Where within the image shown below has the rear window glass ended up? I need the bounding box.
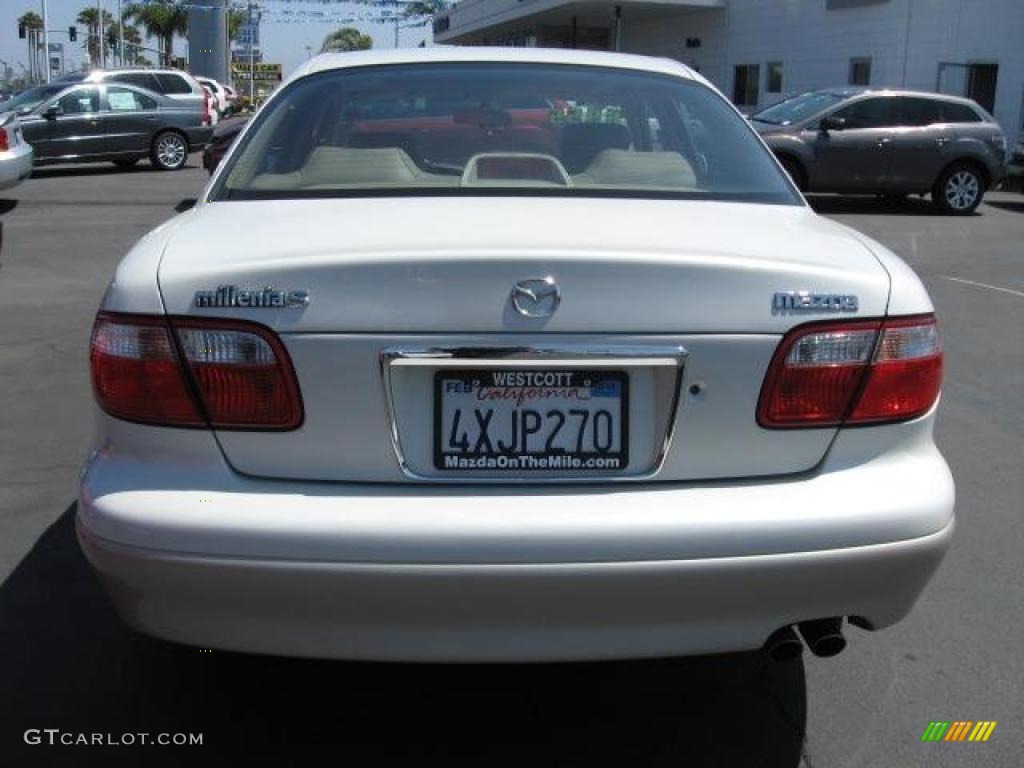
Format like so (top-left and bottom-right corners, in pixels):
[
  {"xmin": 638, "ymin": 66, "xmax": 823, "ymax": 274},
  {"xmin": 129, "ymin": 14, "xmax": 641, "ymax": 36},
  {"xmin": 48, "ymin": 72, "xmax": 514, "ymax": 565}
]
[
  {"xmin": 214, "ymin": 63, "xmax": 798, "ymax": 205},
  {"xmin": 939, "ymin": 102, "xmax": 982, "ymax": 123},
  {"xmin": 154, "ymin": 73, "xmax": 193, "ymax": 95},
  {"xmin": 897, "ymin": 97, "xmax": 941, "ymax": 127},
  {"xmin": 110, "ymin": 72, "xmax": 158, "ymax": 91},
  {"xmin": 832, "ymin": 97, "xmax": 896, "ymax": 129}
]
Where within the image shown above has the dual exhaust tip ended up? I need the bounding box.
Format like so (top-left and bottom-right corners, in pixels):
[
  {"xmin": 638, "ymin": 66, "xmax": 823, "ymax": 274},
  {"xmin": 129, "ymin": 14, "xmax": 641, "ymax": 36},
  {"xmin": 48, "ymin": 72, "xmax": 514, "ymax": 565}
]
[{"xmin": 763, "ymin": 618, "xmax": 847, "ymax": 662}]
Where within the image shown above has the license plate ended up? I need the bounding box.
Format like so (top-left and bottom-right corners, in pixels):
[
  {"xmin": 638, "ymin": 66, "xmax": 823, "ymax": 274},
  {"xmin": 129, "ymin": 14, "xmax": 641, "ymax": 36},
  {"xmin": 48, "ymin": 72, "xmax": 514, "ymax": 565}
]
[{"xmin": 434, "ymin": 369, "xmax": 629, "ymax": 472}]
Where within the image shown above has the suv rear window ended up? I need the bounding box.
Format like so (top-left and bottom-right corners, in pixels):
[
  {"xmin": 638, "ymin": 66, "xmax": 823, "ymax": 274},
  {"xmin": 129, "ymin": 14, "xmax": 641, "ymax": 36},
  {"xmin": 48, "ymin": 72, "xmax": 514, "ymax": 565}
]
[
  {"xmin": 110, "ymin": 72, "xmax": 159, "ymax": 91},
  {"xmin": 939, "ymin": 101, "xmax": 982, "ymax": 123},
  {"xmin": 897, "ymin": 97, "xmax": 940, "ymax": 127},
  {"xmin": 154, "ymin": 73, "xmax": 194, "ymax": 95},
  {"xmin": 215, "ymin": 63, "xmax": 799, "ymax": 205}
]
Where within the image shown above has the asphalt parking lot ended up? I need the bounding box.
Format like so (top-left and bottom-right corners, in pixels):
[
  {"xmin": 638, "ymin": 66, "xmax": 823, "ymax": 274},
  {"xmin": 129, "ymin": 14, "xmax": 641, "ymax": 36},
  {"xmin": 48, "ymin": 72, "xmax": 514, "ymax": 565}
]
[{"xmin": 0, "ymin": 161, "xmax": 1021, "ymax": 767}]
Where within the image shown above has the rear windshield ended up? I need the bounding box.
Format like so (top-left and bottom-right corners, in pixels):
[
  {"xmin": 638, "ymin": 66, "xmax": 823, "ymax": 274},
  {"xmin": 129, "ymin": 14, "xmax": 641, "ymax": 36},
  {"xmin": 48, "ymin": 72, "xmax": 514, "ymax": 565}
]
[{"xmin": 214, "ymin": 63, "xmax": 799, "ymax": 204}]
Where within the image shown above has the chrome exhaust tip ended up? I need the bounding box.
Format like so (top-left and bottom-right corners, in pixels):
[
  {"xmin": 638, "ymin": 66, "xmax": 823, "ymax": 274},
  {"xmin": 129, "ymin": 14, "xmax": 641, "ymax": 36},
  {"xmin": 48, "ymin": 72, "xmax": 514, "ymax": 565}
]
[
  {"xmin": 797, "ymin": 618, "xmax": 846, "ymax": 658},
  {"xmin": 763, "ymin": 626, "xmax": 803, "ymax": 662}
]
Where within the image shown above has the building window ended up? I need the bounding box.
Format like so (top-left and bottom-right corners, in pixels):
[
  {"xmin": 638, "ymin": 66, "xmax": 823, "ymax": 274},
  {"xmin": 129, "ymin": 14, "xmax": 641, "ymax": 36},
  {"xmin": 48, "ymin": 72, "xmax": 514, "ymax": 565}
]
[
  {"xmin": 733, "ymin": 64, "xmax": 760, "ymax": 107},
  {"xmin": 849, "ymin": 58, "xmax": 871, "ymax": 86},
  {"xmin": 766, "ymin": 62, "xmax": 783, "ymax": 94}
]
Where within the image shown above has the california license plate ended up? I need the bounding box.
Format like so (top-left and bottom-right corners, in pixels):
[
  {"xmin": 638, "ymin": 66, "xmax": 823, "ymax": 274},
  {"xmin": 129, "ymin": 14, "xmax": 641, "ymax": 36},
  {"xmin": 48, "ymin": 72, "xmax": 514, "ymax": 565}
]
[{"xmin": 435, "ymin": 369, "xmax": 629, "ymax": 472}]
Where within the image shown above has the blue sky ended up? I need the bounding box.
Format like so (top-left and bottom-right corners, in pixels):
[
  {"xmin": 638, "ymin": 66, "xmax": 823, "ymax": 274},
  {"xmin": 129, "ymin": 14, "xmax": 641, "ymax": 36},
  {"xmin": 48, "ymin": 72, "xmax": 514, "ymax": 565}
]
[{"xmin": 1, "ymin": 1, "xmax": 432, "ymax": 83}]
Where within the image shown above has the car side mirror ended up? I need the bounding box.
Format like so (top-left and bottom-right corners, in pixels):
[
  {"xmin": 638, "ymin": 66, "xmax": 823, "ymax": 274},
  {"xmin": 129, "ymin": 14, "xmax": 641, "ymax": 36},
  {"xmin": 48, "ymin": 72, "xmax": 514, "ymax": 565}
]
[
  {"xmin": 43, "ymin": 104, "xmax": 63, "ymax": 120},
  {"xmin": 819, "ymin": 115, "xmax": 846, "ymax": 133}
]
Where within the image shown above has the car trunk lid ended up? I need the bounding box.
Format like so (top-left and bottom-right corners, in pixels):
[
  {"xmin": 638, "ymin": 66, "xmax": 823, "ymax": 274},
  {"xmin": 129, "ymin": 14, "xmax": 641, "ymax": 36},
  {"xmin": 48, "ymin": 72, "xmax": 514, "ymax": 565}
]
[{"xmin": 157, "ymin": 197, "xmax": 890, "ymax": 482}]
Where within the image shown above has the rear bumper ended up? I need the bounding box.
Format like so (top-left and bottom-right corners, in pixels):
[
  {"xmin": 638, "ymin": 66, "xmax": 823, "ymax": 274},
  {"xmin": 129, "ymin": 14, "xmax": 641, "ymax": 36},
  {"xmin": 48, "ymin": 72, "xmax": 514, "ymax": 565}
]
[
  {"xmin": 0, "ymin": 143, "xmax": 33, "ymax": 190},
  {"xmin": 184, "ymin": 126, "xmax": 214, "ymax": 150},
  {"xmin": 78, "ymin": 414, "xmax": 954, "ymax": 661},
  {"xmin": 79, "ymin": 521, "xmax": 952, "ymax": 662}
]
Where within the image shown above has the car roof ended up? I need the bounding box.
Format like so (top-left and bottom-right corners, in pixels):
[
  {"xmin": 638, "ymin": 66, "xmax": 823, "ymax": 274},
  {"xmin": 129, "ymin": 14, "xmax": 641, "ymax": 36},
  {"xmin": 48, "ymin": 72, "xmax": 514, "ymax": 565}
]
[
  {"xmin": 812, "ymin": 86, "xmax": 980, "ymax": 107},
  {"xmin": 297, "ymin": 47, "xmax": 702, "ymax": 84},
  {"xmin": 83, "ymin": 68, "xmax": 199, "ymax": 84}
]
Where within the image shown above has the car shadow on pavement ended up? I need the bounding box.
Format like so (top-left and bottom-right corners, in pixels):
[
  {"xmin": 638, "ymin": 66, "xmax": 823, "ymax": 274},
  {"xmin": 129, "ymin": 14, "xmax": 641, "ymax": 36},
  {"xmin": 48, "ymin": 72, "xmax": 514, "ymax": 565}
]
[
  {"xmin": 986, "ymin": 199, "xmax": 1024, "ymax": 214},
  {"xmin": 0, "ymin": 199, "xmax": 17, "ymax": 216},
  {"xmin": 0, "ymin": 504, "xmax": 807, "ymax": 767},
  {"xmin": 807, "ymin": 194, "xmax": 944, "ymax": 216},
  {"xmin": 28, "ymin": 164, "xmax": 198, "ymax": 179}
]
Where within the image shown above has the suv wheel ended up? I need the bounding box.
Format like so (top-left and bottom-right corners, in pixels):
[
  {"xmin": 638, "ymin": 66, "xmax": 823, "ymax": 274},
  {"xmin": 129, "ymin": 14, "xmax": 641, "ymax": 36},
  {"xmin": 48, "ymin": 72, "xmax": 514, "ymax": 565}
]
[
  {"xmin": 933, "ymin": 162, "xmax": 985, "ymax": 215},
  {"xmin": 151, "ymin": 131, "xmax": 188, "ymax": 171}
]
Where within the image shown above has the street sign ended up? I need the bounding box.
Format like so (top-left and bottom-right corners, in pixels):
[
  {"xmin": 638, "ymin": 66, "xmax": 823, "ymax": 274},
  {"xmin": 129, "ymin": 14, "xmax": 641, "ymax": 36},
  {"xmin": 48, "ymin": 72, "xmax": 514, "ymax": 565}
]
[
  {"xmin": 231, "ymin": 62, "xmax": 282, "ymax": 81},
  {"xmin": 48, "ymin": 42, "xmax": 63, "ymax": 53},
  {"xmin": 231, "ymin": 48, "xmax": 262, "ymax": 63}
]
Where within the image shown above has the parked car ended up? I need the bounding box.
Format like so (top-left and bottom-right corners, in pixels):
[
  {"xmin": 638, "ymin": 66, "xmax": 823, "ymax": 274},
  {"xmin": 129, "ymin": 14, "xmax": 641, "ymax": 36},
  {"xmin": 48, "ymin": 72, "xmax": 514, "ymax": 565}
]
[
  {"xmin": 199, "ymin": 84, "xmax": 220, "ymax": 126},
  {"xmin": 18, "ymin": 82, "xmax": 213, "ymax": 170},
  {"xmin": 223, "ymin": 84, "xmax": 239, "ymax": 114},
  {"xmin": 1007, "ymin": 134, "xmax": 1024, "ymax": 188},
  {"xmin": 0, "ymin": 112, "xmax": 33, "ymax": 190},
  {"xmin": 196, "ymin": 76, "xmax": 229, "ymax": 116},
  {"xmin": 80, "ymin": 48, "xmax": 952, "ymax": 663},
  {"xmin": 202, "ymin": 114, "xmax": 248, "ymax": 174},
  {"xmin": 60, "ymin": 67, "xmax": 210, "ymax": 125},
  {"xmin": 750, "ymin": 88, "xmax": 1007, "ymax": 214}
]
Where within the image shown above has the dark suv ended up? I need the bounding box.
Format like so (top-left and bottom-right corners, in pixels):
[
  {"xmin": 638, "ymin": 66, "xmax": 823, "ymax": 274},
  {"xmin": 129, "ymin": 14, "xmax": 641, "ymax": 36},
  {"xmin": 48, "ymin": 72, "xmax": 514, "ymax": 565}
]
[{"xmin": 750, "ymin": 88, "xmax": 1007, "ymax": 214}]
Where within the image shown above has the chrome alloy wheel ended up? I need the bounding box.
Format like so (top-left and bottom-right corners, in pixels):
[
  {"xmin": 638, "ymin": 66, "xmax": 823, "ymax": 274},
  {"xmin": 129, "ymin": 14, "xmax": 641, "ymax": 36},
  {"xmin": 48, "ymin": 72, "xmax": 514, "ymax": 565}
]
[
  {"xmin": 155, "ymin": 134, "xmax": 187, "ymax": 170},
  {"xmin": 944, "ymin": 170, "xmax": 980, "ymax": 210}
]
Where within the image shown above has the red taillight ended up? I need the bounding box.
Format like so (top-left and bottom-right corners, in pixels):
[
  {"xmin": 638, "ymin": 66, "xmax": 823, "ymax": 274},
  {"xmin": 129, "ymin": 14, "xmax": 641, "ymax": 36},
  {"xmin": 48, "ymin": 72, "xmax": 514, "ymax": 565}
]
[
  {"xmin": 758, "ymin": 315, "xmax": 942, "ymax": 428},
  {"xmin": 89, "ymin": 313, "xmax": 303, "ymax": 430},
  {"xmin": 90, "ymin": 315, "xmax": 204, "ymax": 426},
  {"xmin": 174, "ymin": 318, "xmax": 303, "ymax": 428},
  {"xmin": 0, "ymin": 127, "xmax": 9, "ymax": 152}
]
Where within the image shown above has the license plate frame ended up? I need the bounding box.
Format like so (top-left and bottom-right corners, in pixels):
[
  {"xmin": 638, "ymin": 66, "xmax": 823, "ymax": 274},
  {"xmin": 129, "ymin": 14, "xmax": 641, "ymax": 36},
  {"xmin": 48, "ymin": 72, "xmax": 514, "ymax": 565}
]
[{"xmin": 433, "ymin": 368, "xmax": 630, "ymax": 473}]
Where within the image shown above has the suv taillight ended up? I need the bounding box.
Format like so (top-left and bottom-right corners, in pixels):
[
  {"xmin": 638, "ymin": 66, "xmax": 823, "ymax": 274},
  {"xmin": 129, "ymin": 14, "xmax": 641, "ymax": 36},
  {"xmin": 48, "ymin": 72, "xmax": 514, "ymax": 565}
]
[
  {"xmin": 89, "ymin": 313, "xmax": 303, "ymax": 429},
  {"xmin": 0, "ymin": 127, "xmax": 9, "ymax": 152},
  {"xmin": 757, "ymin": 315, "xmax": 942, "ymax": 428}
]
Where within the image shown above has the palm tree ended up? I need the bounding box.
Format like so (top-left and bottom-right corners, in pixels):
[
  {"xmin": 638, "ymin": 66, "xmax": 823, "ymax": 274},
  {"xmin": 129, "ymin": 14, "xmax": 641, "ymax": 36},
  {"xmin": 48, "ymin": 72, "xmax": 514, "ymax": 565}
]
[
  {"xmin": 228, "ymin": 9, "xmax": 247, "ymax": 44},
  {"xmin": 123, "ymin": 0, "xmax": 188, "ymax": 65},
  {"xmin": 403, "ymin": 1, "xmax": 450, "ymax": 18},
  {"xmin": 106, "ymin": 22, "xmax": 144, "ymax": 65},
  {"xmin": 17, "ymin": 12, "xmax": 44, "ymax": 82},
  {"xmin": 320, "ymin": 28, "xmax": 373, "ymax": 54},
  {"xmin": 77, "ymin": 7, "xmax": 114, "ymax": 66}
]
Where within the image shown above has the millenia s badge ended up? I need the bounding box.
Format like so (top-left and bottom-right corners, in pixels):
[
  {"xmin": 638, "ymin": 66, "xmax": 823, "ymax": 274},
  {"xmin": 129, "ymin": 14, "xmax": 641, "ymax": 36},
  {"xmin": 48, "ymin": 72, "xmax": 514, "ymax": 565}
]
[
  {"xmin": 194, "ymin": 285, "xmax": 310, "ymax": 309},
  {"xmin": 772, "ymin": 291, "xmax": 858, "ymax": 313}
]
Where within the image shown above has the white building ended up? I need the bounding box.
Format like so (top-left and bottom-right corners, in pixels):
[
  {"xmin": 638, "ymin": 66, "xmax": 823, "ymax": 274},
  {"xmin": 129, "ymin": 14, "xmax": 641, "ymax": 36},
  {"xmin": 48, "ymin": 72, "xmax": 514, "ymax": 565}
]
[{"xmin": 434, "ymin": 0, "xmax": 1024, "ymax": 136}]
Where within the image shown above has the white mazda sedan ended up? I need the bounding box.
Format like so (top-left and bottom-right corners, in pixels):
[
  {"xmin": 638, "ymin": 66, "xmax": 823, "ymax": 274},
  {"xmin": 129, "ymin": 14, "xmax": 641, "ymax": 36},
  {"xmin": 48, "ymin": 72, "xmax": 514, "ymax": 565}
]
[{"xmin": 79, "ymin": 48, "xmax": 954, "ymax": 663}]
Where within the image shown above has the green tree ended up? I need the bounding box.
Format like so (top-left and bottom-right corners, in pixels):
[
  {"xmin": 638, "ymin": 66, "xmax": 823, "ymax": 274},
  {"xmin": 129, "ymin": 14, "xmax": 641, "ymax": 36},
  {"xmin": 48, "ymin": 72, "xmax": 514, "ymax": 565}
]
[
  {"xmin": 228, "ymin": 9, "xmax": 247, "ymax": 43},
  {"xmin": 123, "ymin": 0, "xmax": 188, "ymax": 65},
  {"xmin": 320, "ymin": 27, "xmax": 373, "ymax": 53},
  {"xmin": 106, "ymin": 22, "xmax": 145, "ymax": 65},
  {"xmin": 77, "ymin": 7, "xmax": 114, "ymax": 65},
  {"xmin": 17, "ymin": 12, "xmax": 44, "ymax": 82},
  {"xmin": 402, "ymin": 1, "xmax": 450, "ymax": 18}
]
